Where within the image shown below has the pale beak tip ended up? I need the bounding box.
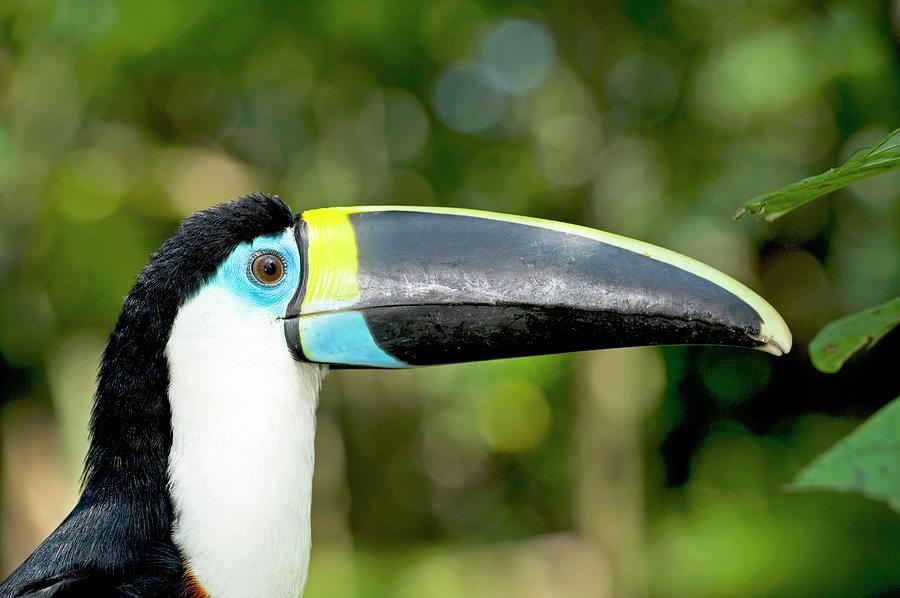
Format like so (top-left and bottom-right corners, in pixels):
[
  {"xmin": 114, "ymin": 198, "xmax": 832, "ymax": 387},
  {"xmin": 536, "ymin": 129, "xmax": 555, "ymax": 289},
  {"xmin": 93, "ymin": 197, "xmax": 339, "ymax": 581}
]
[{"xmin": 754, "ymin": 314, "xmax": 793, "ymax": 356}]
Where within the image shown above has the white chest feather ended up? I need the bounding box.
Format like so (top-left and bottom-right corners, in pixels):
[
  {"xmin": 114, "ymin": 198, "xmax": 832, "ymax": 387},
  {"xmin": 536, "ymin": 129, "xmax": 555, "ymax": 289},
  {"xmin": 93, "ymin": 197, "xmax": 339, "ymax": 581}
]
[{"xmin": 166, "ymin": 285, "xmax": 326, "ymax": 598}]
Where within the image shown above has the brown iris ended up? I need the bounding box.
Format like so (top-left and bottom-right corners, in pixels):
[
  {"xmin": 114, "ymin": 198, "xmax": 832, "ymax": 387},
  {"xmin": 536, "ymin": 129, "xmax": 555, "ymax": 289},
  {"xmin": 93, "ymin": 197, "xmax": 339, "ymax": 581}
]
[{"xmin": 249, "ymin": 251, "xmax": 286, "ymax": 285}]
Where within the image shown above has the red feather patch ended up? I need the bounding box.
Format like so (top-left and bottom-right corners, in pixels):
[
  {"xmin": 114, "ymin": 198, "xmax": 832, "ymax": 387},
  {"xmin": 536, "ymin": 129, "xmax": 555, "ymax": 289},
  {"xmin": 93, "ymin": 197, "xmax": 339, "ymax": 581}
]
[{"xmin": 182, "ymin": 569, "xmax": 209, "ymax": 598}]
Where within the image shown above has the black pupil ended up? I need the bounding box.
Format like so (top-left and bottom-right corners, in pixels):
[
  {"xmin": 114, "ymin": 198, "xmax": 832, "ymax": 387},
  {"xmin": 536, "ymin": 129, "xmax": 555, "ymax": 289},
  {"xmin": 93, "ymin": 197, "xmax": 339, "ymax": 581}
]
[{"xmin": 263, "ymin": 259, "xmax": 278, "ymax": 276}]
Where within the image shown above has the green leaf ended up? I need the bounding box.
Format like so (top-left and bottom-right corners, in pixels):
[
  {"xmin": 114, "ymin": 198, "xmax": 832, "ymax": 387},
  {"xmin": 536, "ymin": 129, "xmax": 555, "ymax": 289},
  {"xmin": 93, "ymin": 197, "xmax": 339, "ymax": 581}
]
[
  {"xmin": 735, "ymin": 127, "xmax": 900, "ymax": 221},
  {"xmin": 790, "ymin": 397, "xmax": 900, "ymax": 514},
  {"xmin": 809, "ymin": 297, "xmax": 900, "ymax": 373}
]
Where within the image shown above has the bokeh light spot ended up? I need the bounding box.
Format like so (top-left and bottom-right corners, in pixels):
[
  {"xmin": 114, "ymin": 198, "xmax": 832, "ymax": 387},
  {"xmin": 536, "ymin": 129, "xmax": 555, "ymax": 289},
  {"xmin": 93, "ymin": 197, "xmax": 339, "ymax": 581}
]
[
  {"xmin": 691, "ymin": 27, "xmax": 815, "ymax": 129},
  {"xmin": 432, "ymin": 62, "xmax": 508, "ymax": 134},
  {"xmin": 591, "ymin": 136, "xmax": 667, "ymax": 238},
  {"xmin": 481, "ymin": 19, "xmax": 556, "ymax": 95},
  {"xmin": 476, "ymin": 381, "xmax": 551, "ymax": 453},
  {"xmin": 606, "ymin": 53, "xmax": 678, "ymax": 125},
  {"xmin": 422, "ymin": 0, "xmax": 486, "ymax": 63},
  {"xmin": 159, "ymin": 147, "xmax": 261, "ymax": 216},
  {"xmin": 525, "ymin": 66, "xmax": 599, "ymax": 128},
  {"xmin": 49, "ymin": 148, "xmax": 129, "ymax": 222},
  {"xmin": 47, "ymin": 332, "xmax": 103, "ymax": 473},
  {"xmin": 383, "ymin": 90, "xmax": 430, "ymax": 164},
  {"xmin": 535, "ymin": 113, "xmax": 602, "ymax": 188}
]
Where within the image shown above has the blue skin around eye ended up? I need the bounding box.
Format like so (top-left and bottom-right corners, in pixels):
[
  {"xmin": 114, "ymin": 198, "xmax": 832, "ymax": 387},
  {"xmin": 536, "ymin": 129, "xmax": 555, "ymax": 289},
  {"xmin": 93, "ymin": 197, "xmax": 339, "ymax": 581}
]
[
  {"xmin": 211, "ymin": 228, "xmax": 407, "ymax": 367},
  {"xmin": 213, "ymin": 230, "xmax": 301, "ymax": 316}
]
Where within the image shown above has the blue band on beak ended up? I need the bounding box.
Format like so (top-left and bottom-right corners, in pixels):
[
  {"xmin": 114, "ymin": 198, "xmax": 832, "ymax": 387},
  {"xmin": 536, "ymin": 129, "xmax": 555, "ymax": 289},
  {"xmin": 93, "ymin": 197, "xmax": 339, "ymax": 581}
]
[{"xmin": 296, "ymin": 311, "xmax": 407, "ymax": 368}]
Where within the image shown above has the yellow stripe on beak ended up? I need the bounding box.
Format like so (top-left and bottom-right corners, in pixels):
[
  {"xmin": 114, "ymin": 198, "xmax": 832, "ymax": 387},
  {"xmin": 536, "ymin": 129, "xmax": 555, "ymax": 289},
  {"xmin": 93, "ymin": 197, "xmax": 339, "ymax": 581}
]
[{"xmin": 300, "ymin": 208, "xmax": 361, "ymax": 314}]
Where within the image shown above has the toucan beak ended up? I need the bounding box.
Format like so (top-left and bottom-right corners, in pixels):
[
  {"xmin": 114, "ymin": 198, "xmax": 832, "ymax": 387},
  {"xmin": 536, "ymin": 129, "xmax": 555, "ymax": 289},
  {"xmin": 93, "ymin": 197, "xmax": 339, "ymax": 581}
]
[{"xmin": 282, "ymin": 207, "xmax": 791, "ymax": 368}]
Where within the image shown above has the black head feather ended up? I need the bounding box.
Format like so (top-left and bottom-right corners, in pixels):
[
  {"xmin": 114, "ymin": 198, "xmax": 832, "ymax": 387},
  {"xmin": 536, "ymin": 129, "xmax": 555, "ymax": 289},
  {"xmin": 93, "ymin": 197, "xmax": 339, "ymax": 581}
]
[{"xmin": 1, "ymin": 193, "xmax": 294, "ymax": 597}]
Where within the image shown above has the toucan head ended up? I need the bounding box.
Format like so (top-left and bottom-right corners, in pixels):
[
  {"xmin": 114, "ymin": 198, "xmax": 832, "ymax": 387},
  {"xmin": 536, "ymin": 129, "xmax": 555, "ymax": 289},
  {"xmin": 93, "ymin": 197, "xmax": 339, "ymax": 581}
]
[
  {"xmin": 198, "ymin": 194, "xmax": 790, "ymax": 368},
  {"xmin": 2, "ymin": 192, "xmax": 791, "ymax": 598}
]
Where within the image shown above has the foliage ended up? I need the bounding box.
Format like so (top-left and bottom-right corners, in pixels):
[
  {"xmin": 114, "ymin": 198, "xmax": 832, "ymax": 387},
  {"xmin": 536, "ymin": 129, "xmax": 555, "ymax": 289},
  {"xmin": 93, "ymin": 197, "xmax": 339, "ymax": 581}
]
[
  {"xmin": 791, "ymin": 398, "xmax": 900, "ymax": 514},
  {"xmin": 738, "ymin": 124, "xmax": 900, "ymax": 515},
  {"xmin": 810, "ymin": 297, "xmax": 900, "ymax": 374},
  {"xmin": 736, "ymin": 127, "xmax": 900, "ymax": 221}
]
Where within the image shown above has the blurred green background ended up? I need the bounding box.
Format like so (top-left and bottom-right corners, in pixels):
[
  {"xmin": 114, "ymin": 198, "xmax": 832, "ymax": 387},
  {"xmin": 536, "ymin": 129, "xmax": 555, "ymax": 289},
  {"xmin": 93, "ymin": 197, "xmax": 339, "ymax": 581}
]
[{"xmin": 1, "ymin": 0, "xmax": 900, "ymax": 596}]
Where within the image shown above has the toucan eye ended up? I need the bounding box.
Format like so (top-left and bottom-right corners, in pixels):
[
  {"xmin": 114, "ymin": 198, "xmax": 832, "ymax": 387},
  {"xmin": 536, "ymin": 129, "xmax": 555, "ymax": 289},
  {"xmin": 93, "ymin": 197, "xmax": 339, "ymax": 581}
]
[{"xmin": 248, "ymin": 251, "xmax": 287, "ymax": 286}]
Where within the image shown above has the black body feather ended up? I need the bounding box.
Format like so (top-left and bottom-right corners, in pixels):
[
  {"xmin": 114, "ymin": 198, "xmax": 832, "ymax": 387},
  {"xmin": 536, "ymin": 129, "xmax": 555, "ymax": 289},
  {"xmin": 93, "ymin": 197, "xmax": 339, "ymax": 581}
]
[{"xmin": 0, "ymin": 194, "xmax": 294, "ymax": 597}]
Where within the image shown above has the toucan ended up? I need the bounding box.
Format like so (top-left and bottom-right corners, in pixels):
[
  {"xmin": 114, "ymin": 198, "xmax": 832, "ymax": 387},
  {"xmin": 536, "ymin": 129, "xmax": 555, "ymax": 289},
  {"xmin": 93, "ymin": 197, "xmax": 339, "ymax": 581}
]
[{"xmin": 0, "ymin": 193, "xmax": 790, "ymax": 597}]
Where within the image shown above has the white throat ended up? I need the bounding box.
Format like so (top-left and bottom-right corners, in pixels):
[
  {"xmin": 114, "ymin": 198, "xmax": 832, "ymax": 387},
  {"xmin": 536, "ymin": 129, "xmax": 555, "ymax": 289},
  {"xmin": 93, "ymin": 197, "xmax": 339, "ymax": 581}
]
[{"xmin": 166, "ymin": 285, "xmax": 326, "ymax": 598}]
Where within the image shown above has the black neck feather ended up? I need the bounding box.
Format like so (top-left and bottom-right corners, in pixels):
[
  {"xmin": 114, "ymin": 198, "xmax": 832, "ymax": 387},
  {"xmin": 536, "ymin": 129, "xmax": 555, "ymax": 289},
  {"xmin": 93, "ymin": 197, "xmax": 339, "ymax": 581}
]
[{"xmin": 1, "ymin": 193, "xmax": 294, "ymax": 596}]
